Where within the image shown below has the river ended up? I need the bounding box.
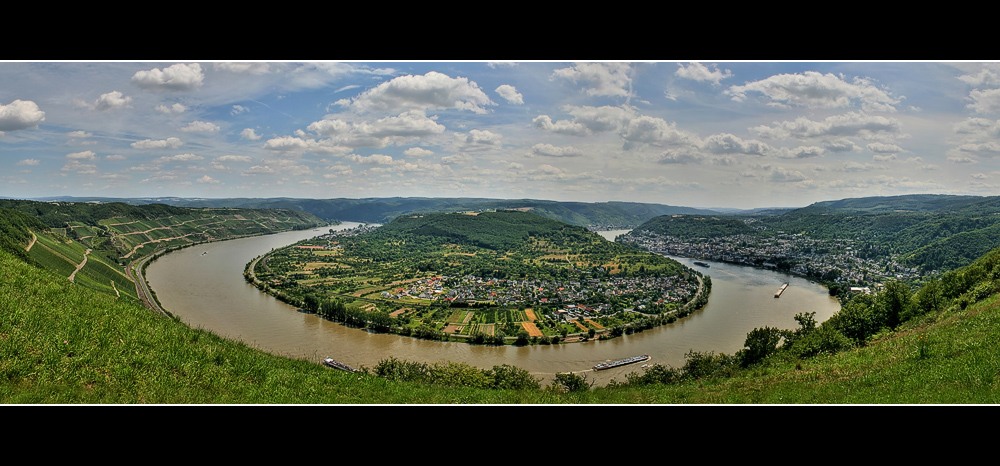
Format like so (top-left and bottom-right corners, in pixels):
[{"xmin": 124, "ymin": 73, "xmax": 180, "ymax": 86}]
[{"xmin": 144, "ymin": 226, "xmax": 840, "ymax": 388}]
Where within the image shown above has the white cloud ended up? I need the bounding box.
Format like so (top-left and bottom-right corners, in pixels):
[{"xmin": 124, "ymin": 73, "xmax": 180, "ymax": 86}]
[
  {"xmin": 958, "ymin": 65, "xmax": 1000, "ymax": 87},
  {"xmin": 94, "ymin": 91, "xmax": 132, "ymax": 111},
  {"xmin": 132, "ymin": 63, "xmax": 205, "ymax": 91},
  {"xmin": 231, "ymin": 105, "xmax": 249, "ymax": 115},
  {"xmin": 702, "ymin": 133, "xmax": 771, "ymax": 155},
  {"xmin": 656, "ymin": 149, "xmax": 704, "ymax": 164},
  {"xmin": 675, "ymin": 62, "xmax": 733, "ymax": 85},
  {"xmin": 873, "ymin": 154, "xmax": 897, "ymax": 162},
  {"xmin": 180, "ymin": 120, "xmax": 221, "ymax": 133},
  {"xmin": 66, "ymin": 150, "xmax": 96, "ymax": 160},
  {"xmin": 213, "ymin": 62, "xmax": 271, "ymax": 75},
  {"xmin": 217, "ymin": 155, "xmax": 253, "ymax": 163},
  {"xmin": 61, "ymin": 160, "xmax": 96, "ymax": 174},
  {"xmin": 197, "ymin": 175, "xmax": 219, "ymax": 184},
  {"xmin": 823, "ymin": 139, "xmax": 860, "ymax": 152},
  {"xmin": 404, "ymin": 147, "xmax": 434, "ymax": 157},
  {"xmin": 463, "ymin": 129, "xmax": 502, "ymax": 146},
  {"xmin": 867, "ymin": 142, "xmax": 903, "ymax": 154},
  {"xmin": 159, "ymin": 153, "xmax": 203, "ymax": 162},
  {"xmin": 241, "ymin": 128, "xmax": 262, "ymax": 141},
  {"xmin": 751, "ymin": 112, "xmax": 901, "ymax": 139},
  {"xmin": 532, "ymin": 115, "xmax": 589, "ymax": 136},
  {"xmin": 131, "ymin": 137, "xmax": 183, "ymax": 149},
  {"xmin": 243, "ymin": 165, "xmax": 275, "ymax": 175},
  {"xmin": 344, "ymin": 71, "xmax": 493, "ymax": 114},
  {"xmin": 16, "ymin": 159, "xmax": 39, "ymax": 166},
  {"xmin": 0, "ymin": 99, "xmax": 45, "ymax": 131},
  {"xmin": 347, "ymin": 154, "xmax": 395, "ymax": 165},
  {"xmin": 967, "ymin": 88, "xmax": 1000, "ymax": 114},
  {"xmin": 621, "ymin": 115, "xmax": 695, "ymax": 149},
  {"xmin": 551, "ymin": 62, "xmax": 631, "ymax": 98},
  {"xmin": 727, "ymin": 71, "xmax": 900, "ymax": 112},
  {"xmin": 780, "ymin": 146, "xmax": 825, "ymax": 159},
  {"xmin": 361, "ymin": 111, "xmax": 446, "ymax": 138},
  {"xmin": 106, "ymin": 154, "xmax": 126, "ymax": 161},
  {"xmin": 768, "ymin": 166, "xmax": 808, "ymax": 182},
  {"xmin": 488, "ymin": 62, "xmax": 517, "ymax": 68},
  {"xmin": 531, "ymin": 143, "xmax": 583, "ymax": 157},
  {"xmin": 264, "ymin": 136, "xmax": 311, "ymax": 151},
  {"xmin": 67, "ymin": 130, "xmax": 91, "ymax": 138},
  {"xmin": 155, "ymin": 103, "xmax": 187, "ymax": 114},
  {"xmin": 495, "ymin": 84, "xmax": 524, "ymax": 105}
]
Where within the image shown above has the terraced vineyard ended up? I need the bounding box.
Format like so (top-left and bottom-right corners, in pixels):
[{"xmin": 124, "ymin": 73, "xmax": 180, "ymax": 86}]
[{"xmin": 0, "ymin": 200, "xmax": 325, "ymax": 305}]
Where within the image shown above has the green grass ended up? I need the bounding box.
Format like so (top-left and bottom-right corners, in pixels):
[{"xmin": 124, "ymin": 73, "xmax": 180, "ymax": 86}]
[{"xmin": 6, "ymin": 240, "xmax": 1000, "ymax": 403}]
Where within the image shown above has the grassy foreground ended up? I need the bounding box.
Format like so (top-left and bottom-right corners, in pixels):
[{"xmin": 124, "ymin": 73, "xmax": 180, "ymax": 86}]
[{"xmin": 2, "ymin": 244, "xmax": 998, "ymax": 404}]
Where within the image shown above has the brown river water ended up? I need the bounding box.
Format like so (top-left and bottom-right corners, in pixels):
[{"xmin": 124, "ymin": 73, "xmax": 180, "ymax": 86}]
[{"xmin": 144, "ymin": 226, "xmax": 840, "ymax": 387}]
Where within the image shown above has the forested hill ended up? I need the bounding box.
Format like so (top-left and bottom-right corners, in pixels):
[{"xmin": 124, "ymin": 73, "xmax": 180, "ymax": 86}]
[
  {"xmin": 376, "ymin": 210, "xmax": 602, "ymax": 252},
  {"xmin": 34, "ymin": 196, "xmax": 718, "ymax": 228}
]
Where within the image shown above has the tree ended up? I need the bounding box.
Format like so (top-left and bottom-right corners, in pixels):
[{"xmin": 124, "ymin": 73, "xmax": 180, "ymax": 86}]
[
  {"xmin": 738, "ymin": 326, "xmax": 783, "ymax": 367},
  {"xmin": 551, "ymin": 372, "xmax": 591, "ymax": 392}
]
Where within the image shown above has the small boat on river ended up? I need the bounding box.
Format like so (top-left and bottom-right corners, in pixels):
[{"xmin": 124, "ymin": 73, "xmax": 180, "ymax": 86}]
[
  {"xmin": 593, "ymin": 354, "xmax": 650, "ymax": 371},
  {"xmin": 323, "ymin": 357, "xmax": 356, "ymax": 372},
  {"xmin": 693, "ymin": 261, "xmax": 710, "ymax": 268}
]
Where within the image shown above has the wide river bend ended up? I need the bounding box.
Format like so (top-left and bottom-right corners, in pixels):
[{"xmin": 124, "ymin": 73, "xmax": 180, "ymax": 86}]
[{"xmin": 145, "ymin": 226, "xmax": 840, "ymax": 387}]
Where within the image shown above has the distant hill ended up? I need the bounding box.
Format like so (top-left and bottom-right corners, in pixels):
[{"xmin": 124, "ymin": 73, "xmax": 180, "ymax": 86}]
[{"xmin": 32, "ymin": 196, "xmax": 720, "ymax": 227}]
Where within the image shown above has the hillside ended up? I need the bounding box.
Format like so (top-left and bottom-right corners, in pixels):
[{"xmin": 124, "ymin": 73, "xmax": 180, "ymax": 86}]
[
  {"xmin": 0, "ymin": 200, "xmax": 324, "ymax": 303},
  {"xmin": 35, "ymin": 196, "xmax": 719, "ymax": 228}
]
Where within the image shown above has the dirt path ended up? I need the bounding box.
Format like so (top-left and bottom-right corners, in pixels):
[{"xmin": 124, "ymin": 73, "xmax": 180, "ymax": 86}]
[
  {"xmin": 68, "ymin": 248, "xmax": 92, "ymax": 283},
  {"xmin": 25, "ymin": 231, "xmax": 36, "ymax": 252},
  {"xmin": 111, "ymin": 280, "xmax": 120, "ymax": 298}
]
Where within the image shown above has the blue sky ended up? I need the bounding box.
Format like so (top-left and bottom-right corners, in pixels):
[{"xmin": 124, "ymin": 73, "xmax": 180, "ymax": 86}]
[{"xmin": 1, "ymin": 61, "xmax": 998, "ymax": 209}]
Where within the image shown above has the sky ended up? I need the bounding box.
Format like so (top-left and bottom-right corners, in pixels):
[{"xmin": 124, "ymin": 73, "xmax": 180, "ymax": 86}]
[{"xmin": 2, "ymin": 60, "xmax": 1000, "ymax": 209}]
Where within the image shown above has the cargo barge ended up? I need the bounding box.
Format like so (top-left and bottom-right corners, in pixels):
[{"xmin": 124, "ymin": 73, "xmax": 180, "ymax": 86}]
[
  {"xmin": 593, "ymin": 354, "xmax": 651, "ymax": 371},
  {"xmin": 774, "ymin": 282, "xmax": 789, "ymax": 298}
]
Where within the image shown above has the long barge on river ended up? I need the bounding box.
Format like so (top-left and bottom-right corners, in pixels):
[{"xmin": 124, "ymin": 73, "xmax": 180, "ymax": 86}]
[
  {"xmin": 593, "ymin": 354, "xmax": 650, "ymax": 371},
  {"xmin": 774, "ymin": 282, "xmax": 789, "ymax": 298},
  {"xmin": 323, "ymin": 357, "xmax": 356, "ymax": 372}
]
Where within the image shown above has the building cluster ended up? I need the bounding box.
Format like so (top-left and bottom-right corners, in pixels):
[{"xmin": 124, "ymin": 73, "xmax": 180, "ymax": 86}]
[
  {"xmin": 622, "ymin": 230, "xmax": 921, "ymax": 287},
  {"xmin": 380, "ymin": 273, "xmax": 698, "ymax": 313}
]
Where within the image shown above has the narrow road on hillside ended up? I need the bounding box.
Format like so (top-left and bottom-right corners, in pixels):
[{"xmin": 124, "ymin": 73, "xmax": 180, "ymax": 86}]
[
  {"xmin": 25, "ymin": 231, "xmax": 36, "ymax": 252},
  {"xmin": 68, "ymin": 249, "xmax": 92, "ymax": 282}
]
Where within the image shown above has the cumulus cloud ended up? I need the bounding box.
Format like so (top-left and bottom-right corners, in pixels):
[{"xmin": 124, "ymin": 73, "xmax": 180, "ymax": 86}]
[
  {"xmin": 132, "ymin": 63, "xmax": 204, "ymax": 91},
  {"xmin": 16, "ymin": 159, "xmax": 39, "ymax": 166},
  {"xmin": 131, "ymin": 137, "xmax": 183, "ymax": 149},
  {"xmin": 196, "ymin": 175, "xmax": 219, "ymax": 184},
  {"xmin": 343, "ymin": 71, "xmax": 493, "ymax": 114},
  {"xmin": 264, "ymin": 136, "xmax": 311, "ymax": 151},
  {"xmin": 93, "ymin": 91, "xmax": 132, "ymax": 111},
  {"xmin": 727, "ymin": 71, "xmax": 900, "ymax": 112},
  {"xmin": 463, "ymin": 129, "xmax": 502, "ymax": 146},
  {"xmin": 656, "ymin": 149, "xmax": 704, "ymax": 164},
  {"xmin": 621, "ymin": 115, "xmax": 695, "ymax": 149},
  {"xmin": 867, "ymin": 142, "xmax": 904, "ymax": 154},
  {"xmin": 105, "ymin": 154, "xmax": 126, "ymax": 161},
  {"xmin": 305, "ymin": 111, "xmax": 445, "ymax": 148},
  {"xmin": 675, "ymin": 62, "xmax": 733, "ymax": 85},
  {"xmin": 61, "ymin": 160, "xmax": 97, "ymax": 174},
  {"xmin": 958, "ymin": 65, "xmax": 1000, "ymax": 87},
  {"xmin": 823, "ymin": 139, "xmax": 860, "ymax": 152},
  {"xmin": 213, "ymin": 62, "xmax": 271, "ymax": 74},
  {"xmin": 780, "ymin": 146, "xmax": 825, "ymax": 159},
  {"xmin": 532, "ymin": 115, "xmax": 589, "ymax": 136},
  {"xmin": 551, "ymin": 62, "xmax": 632, "ymax": 97},
  {"xmin": 750, "ymin": 112, "xmax": 901, "ymax": 140},
  {"xmin": 159, "ymin": 153, "xmax": 203, "ymax": 162},
  {"xmin": 768, "ymin": 166, "xmax": 808, "ymax": 182},
  {"xmin": 241, "ymin": 128, "xmax": 262, "ymax": 141},
  {"xmin": 67, "ymin": 130, "xmax": 91, "ymax": 138},
  {"xmin": 530, "ymin": 143, "xmax": 583, "ymax": 157},
  {"xmin": 217, "ymin": 155, "xmax": 253, "ymax": 163},
  {"xmin": 66, "ymin": 150, "xmax": 96, "ymax": 160},
  {"xmin": 155, "ymin": 103, "xmax": 187, "ymax": 114},
  {"xmin": 702, "ymin": 133, "xmax": 771, "ymax": 155},
  {"xmin": 243, "ymin": 165, "xmax": 275, "ymax": 175},
  {"xmin": 180, "ymin": 120, "xmax": 220, "ymax": 133},
  {"xmin": 495, "ymin": 84, "xmax": 524, "ymax": 105},
  {"xmin": 347, "ymin": 154, "xmax": 395, "ymax": 165},
  {"xmin": 0, "ymin": 99, "xmax": 45, "ymax": 131},
  {"xmin": 873, "ymin": 154, "xmax": 897, "ymax": 162},
  {"xmin": 231, "ymin": 105, "xmax": 249, "ymax": 115},
  {"xmin": 967, "ymin": 88, "xmax": 1000, "ymax": 114},
  {"xmin": 404, "ymin": 147, "xmax": 434, "ymax": 157}
]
